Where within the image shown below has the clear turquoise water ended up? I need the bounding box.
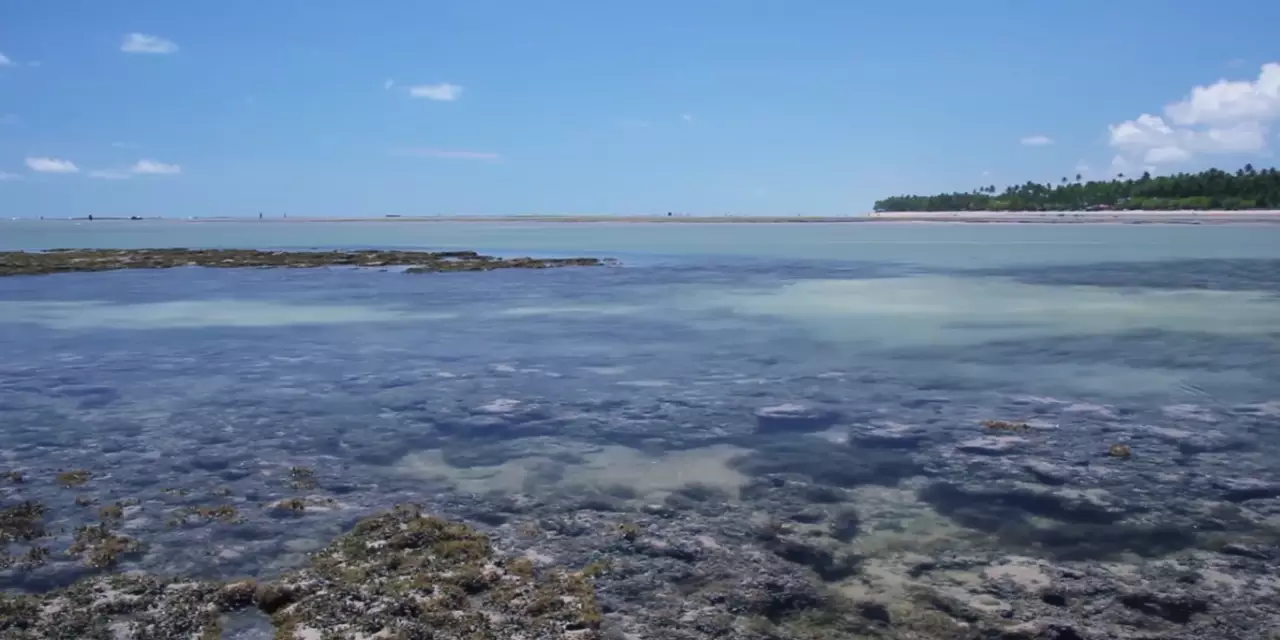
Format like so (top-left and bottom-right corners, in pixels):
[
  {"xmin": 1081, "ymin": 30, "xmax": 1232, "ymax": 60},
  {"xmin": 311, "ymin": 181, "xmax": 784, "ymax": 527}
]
[
  {"xmin": 2, "ymin": 219, "xmax": 1279, "ymax": 595},
  {"xmin": 5, "ymin": 219, "xmax": 1280, "ymax": 266}
]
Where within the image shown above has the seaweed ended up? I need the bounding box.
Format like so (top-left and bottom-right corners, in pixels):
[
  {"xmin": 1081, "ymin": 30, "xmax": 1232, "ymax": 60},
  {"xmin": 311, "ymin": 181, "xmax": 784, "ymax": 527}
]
[{"xmin": 55, "ymin": 469, "xmax": 91, "ymax": 488}]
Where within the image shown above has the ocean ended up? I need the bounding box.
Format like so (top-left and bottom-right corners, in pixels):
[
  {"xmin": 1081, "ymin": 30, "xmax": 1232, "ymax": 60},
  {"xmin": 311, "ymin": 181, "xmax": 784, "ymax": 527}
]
[{"xmin": 3, "ymin": 219, "xmax": 1279, "ymax": 638}]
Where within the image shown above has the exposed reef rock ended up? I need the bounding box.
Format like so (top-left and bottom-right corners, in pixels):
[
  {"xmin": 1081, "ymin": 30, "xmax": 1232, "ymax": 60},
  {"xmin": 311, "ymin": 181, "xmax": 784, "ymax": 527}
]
[
  {"xmin": 0, "ymin": 248, "xmax": 614, "ymax": 277},
  {"xmin": 0, "ymin": 505, "xmax": 603, "ymax": 639}
]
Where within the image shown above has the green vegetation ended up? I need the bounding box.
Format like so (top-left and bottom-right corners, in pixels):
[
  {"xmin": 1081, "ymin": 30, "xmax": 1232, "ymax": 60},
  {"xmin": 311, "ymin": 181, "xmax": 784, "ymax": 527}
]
[{"xmin": 874, "ymin": 165, "xmax": 1280, "ymax": 212}]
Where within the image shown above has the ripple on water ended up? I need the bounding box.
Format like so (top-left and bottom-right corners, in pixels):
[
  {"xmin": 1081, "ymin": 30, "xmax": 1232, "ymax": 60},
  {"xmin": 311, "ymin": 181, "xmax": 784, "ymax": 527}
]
[{"xmin": 2, "ymin": 248, "xmax": 1280, "ymax": 637}]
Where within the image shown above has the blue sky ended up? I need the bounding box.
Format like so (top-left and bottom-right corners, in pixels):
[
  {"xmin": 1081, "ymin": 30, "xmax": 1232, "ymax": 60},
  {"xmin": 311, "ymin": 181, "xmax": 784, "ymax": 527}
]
[{"xmin": 2, "ymin": 0, "xmax": 1279, "ymax": 217}]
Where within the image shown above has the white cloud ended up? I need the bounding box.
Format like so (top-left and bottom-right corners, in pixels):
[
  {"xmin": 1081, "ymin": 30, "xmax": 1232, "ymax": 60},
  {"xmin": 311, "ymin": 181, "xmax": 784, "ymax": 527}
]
[
  {"xmin": 131, "ymin": 159, "xmax": 181, "ymax": 175},
  {"xmin": 407, "ymin": 83, "xmax": 462, "ymax": 101},
  {"xmin": 25, "ymin": 157, "xmax": 79, "ymax": 173},
  {"xmin": 1109, "ymin": 155, "xmax": 1155, "ymax": 178},
  {"xmin": 0, "ymin": 171, "xmax": 22, "ymax": 181},
  {"xmin": 1143, "ymin": 146, "xmax": 1192, "ymax": 164},
  {"xmin": 89, "ymin": 169, "xmax": 131, "ymax": 180},
  {"xmin": 1109, "ymin": 113, "xmax": 1268, "ymax": 164},
  {"xmin": 1165, "ymin": 63, "xmax": 1280, "ymax": 126},
  {"xmin": 0, "ymin": 53, "xmax": 13, "ymax": 67},
  {"xmin": 681, "ymin": 113, "xmax": 694, "ymax": 122},
  {"xmin": 121, "ymin": 33, "xmax": 178, "ymax": 54},
  {"xmin": 1020, "ymin": 135, "xmax": 1054, "ymax": 146},
  {"xmin": 1109, "ymin": 62, "xmax": 1280, "ymax": 165}
]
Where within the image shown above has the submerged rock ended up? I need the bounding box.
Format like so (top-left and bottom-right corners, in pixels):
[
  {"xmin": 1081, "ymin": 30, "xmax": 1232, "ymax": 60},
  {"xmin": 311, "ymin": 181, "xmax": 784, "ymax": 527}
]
[
  {"xmin": 921, "ymin": 481, "xmax": 1129, "ymax": 525},
  {"xmin": 957, "ymin": 435, "xmax": 1027, "ymax": 456},
  {"xmin": 1217, "ymin": 478, "xmax": 1280, "ymax": 503},
  {"xmin": 753, "ymin": 403, "xmax": 840, "ymax": 433},
  {"xmin": 1023, "ymin": 460, "xmax": 1074, "ymax": 486},
  {"xmin": 851, "ymin": 422, "xmax": 933, "ymax": 449}
]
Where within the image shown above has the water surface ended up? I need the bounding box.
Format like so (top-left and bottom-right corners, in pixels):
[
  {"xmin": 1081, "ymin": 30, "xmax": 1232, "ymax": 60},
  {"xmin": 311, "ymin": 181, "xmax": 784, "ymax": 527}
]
[{"xmin": 2, "ymin": 220, "xmax": 1279, "ymax": 636}]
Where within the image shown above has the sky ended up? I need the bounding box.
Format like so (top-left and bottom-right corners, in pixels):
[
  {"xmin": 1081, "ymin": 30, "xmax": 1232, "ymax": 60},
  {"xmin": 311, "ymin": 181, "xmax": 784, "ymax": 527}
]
[{"xmin": 2, "ymin": 0, "xmax": 1280, "ymax": 218}]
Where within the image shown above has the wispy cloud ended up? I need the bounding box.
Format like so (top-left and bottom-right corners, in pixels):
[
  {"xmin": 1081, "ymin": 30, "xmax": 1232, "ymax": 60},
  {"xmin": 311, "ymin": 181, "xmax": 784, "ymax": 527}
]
[
  {"xmin": 619, "ymin": 118, "xmax": 651, "ymax": 129},
  {"xmin": 121, "ymin": 33, "xmax": 178, "ymax": 54},
  {"xmin": 131, "ymin": 159, "xmax": 181, "ymax": 175},
  {"xmin": 1020, "ymin": 134, "xmax": 1054, "ymax": 146},
  {"xmin": 0, "ymin": 53, "xmax": 13, "ymax": 67},
  {"xmin": 0, "ymin": 171, "xmax": 22, "ymax": 181},
  {"xmin": 394, "ymin": 148, "xmax": 502, "ymax": 161},
  {"xmin": 681, "ymin": 113, "xmax": 694, "ymax": 122},
  {"xmin": 89, "ymin": 169, "xmax": 131, "ymax": 180},
  {"xmin": 0, "ymin": 114, "xmax": 18, "ymax": 125},
  {"xmin": 111, "ymin": 141, "xmax": 138, "ymax": 149},
  {"xmin": 383, "ymin": 79, "xmax": 395, "ymax": 90},
  {"xmin": 25, "ymin": 157, "xmax": 79, "ymax": 173},
  {"xmin": 408, "ymin": 83, "xmax": 462, "ymax": 101}
]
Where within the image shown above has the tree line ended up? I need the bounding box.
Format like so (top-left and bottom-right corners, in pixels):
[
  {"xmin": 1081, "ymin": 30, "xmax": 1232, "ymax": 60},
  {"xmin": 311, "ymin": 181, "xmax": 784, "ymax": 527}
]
[{"xmin": 874, "ymin": 165, "xmax": 1280, "ymax": 212}]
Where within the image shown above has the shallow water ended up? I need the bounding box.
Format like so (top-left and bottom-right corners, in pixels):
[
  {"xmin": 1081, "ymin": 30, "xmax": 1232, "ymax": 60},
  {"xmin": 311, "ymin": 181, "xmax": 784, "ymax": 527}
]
[{"xmin": 2, "ymin": 221, "xmax": 1280, "ymax": 633}]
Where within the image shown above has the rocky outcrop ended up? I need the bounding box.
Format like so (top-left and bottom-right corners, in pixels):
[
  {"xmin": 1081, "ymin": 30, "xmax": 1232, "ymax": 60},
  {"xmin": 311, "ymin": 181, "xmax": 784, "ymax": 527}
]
[
  {"xmin": 0, "ymin": 248, "xmax": 614, "ymax": 277},
  {"xmin": 0, "ymin": 505, "xmax": 604, "ymax": 639}
]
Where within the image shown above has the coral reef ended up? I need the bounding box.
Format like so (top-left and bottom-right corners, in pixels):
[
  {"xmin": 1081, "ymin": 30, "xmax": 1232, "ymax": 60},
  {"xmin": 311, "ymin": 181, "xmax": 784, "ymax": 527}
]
[
  {"xmin": 0, "ymin": 248, "xmax": 614, "ymax": 277},
  {"xmin": 0, "ymin": 505, "xmax": 604, "ymax": 639}
]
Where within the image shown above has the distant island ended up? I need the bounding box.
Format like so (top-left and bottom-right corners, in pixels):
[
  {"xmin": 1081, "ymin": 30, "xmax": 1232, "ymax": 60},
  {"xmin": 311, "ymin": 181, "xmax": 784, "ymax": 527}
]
[{"xmin": 875, "ymin": 165, "xmax": 1280, "ymax": 212}]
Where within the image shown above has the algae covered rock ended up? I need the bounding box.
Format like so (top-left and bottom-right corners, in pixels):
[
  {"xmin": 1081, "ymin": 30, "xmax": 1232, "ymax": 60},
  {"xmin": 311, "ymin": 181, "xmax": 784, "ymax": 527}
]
[
  {"xmin": 0, "ymin": 505, "xmax": 603, "ymax": 639},
  {"xmin": 0, "ymin": 248, "xmax": 615, "ymax": 277},
  {"xmin": 269, "ymin": 503, "xmax": 603, "ymax": 638}
]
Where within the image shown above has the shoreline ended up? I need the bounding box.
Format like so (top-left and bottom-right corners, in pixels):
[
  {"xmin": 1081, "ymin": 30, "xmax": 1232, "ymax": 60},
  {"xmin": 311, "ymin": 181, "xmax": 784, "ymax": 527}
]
[{"xmin": 14, "ymin": 211, "xmax": 1280, "ymax": 225}]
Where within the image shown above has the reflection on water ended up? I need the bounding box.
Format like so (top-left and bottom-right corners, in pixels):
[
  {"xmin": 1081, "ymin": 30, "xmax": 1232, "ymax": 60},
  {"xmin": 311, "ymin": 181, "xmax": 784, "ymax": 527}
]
[
  {"xmin": 692, "ymin": 274, "xmax": 1280, "ymax": 345},
  {"xmin": 0, "ymin": 299, "xmax": 451, "ymax": 329},
  {"xmin": 2, "ymin": 237, "xmax": 1280, "ymax": 637}
]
